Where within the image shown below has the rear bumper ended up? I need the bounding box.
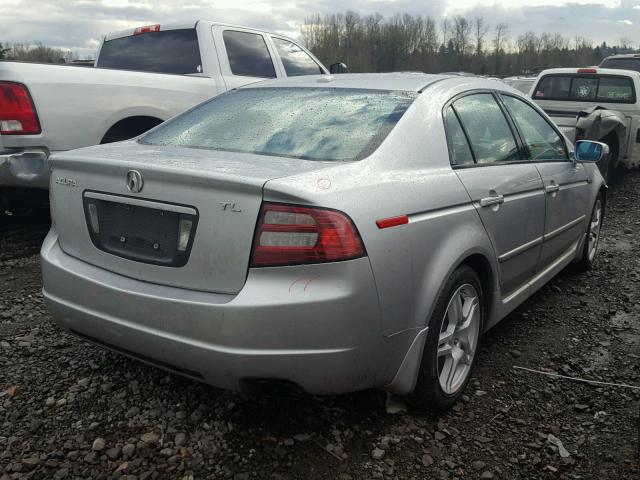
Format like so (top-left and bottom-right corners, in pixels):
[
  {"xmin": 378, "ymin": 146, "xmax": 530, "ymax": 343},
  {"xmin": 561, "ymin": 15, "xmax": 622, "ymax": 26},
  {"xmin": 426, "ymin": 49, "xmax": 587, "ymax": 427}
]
[
  {"xmin": 40, "ymin": 229, "xmax": 411, "ymax": 395},
  {"xmin": 0, "ymin": 148, "xmax": 49, "ymax": 189}
]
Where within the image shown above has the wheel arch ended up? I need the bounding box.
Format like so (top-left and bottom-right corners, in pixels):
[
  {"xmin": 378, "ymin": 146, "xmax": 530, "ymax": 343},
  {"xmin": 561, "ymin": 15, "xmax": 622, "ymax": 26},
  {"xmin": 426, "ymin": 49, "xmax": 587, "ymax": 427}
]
[
  {"xmin": 417, "ymin": 244, "xmax": 500, "ymax": 334},
  {"xmin": 100, "ymin": 116, "xmax": 165, "ymax": 144},
  {"xmin": 386, "ymin": 244, "xmax": 500, "ymax": 395},
  {"xmin": 460, "ymin": 252, "xmax": 496, "ymax": 328}
]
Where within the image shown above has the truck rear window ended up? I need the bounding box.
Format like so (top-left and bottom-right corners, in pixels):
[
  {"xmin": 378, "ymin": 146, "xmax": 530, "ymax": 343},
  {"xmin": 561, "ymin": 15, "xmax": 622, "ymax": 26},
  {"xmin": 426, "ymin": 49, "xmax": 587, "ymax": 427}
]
[
  {"xmin": 97, "ymin": 29, "xmax": 202, "ymax": 75},
  {"xmin": 533, "ymin": 75, "xmax": 635, "ymax": 104}
]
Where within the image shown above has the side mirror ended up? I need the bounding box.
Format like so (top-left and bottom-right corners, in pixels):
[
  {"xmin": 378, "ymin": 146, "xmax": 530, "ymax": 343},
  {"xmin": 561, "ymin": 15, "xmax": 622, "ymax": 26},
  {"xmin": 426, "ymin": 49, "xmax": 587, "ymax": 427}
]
[
  {"xmin": 574, "ymin": 140, "xmax": 609, "ymax": 163},
  {"xmin": 329, "ymin": 62, "xmax": 349, "ymax": 74}
]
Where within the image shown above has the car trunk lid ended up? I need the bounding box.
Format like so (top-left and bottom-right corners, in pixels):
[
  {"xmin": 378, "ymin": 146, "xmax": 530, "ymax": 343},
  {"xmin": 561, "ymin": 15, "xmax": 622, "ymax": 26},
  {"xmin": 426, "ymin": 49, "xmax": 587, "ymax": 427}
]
[{"xmin": 50, "ymin": 141, "xmax": 333, "ymax": 294}]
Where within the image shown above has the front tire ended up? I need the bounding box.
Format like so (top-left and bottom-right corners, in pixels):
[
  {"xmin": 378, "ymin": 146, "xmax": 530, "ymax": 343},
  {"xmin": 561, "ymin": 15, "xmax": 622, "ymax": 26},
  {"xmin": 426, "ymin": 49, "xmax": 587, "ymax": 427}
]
[
  {"xmin": 575, "ymin": 193, "xmax": 604, "ymax": 271},
  {"xmin": 409, "ymin": 265, "xmax": 484, "ymax": 410}
]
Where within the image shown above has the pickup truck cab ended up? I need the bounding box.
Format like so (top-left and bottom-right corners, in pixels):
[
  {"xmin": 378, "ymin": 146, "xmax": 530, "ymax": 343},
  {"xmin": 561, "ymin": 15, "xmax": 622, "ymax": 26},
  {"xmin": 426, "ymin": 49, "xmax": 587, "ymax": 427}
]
[
  {"xmin": 0, "ymin": 21, "xmax": 329, "ymax": 194},
  {"xmin": 599, "ymin": 53, "xmax": 640, "ymax": 72},
  {"xmin": 530, "ymin": 67, "xmax": 640, "ymax": 179}
]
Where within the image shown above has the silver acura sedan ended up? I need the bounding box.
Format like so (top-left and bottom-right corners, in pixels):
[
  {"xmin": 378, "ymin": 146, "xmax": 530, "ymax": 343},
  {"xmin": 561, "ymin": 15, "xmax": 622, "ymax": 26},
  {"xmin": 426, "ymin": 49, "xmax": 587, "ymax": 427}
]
[{"xmin": 41, "ymin": 73, "xmax": 607, "ymax": 408}]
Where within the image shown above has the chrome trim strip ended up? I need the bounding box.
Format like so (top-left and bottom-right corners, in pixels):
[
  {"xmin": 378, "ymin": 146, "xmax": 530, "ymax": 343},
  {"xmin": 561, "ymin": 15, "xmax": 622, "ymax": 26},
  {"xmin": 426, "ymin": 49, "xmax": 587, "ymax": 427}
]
[
  {"xmin": 470, "ymin": 188, "xmax": 545, "ymax": 209},
  {"xmin": 84, "ymin": 191, "xmax": 197, "ymax": 215},
  {"xmin": 502, "ymin": 239, "xmax": 579, "ymax": 305},
  {"xmin": 408, "ymin": 203, "xmax": 475, "ymax": 223},
  {"xmin": 544, "ymin": 215, "xmax": 586, "ymax": 241},
  {"xmin": 498, "ymin": 235, "xmax": 544, "ymax": 263},
  {"xmin": 559, "ymin": 180, "xmax": 589, "ymax": 190}
]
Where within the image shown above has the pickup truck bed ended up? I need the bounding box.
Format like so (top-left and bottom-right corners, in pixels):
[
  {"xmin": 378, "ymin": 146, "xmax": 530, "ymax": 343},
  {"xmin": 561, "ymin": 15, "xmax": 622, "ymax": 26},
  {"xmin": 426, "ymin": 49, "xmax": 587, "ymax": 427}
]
[{"xmin": 0, "ymin": 62, "xmax": 216, "ymax": 189}]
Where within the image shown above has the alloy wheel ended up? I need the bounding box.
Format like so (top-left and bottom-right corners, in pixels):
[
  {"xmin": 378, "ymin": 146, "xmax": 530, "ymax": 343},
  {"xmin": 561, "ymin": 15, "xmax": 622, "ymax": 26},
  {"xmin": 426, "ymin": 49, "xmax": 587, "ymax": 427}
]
[
  {"xmin": 588, "ymin": 198, "xmax": 602, "ymax": 262},
  {"xmin": 437, "ymin": 284, "xmax": 481, "ymax": 395}
]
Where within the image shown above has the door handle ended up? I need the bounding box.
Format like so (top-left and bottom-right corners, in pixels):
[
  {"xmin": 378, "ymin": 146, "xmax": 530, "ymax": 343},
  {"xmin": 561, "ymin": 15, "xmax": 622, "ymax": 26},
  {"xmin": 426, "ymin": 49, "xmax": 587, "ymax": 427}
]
[
  {"xmin": 545, "ymin": 184, "xmax": 560, "ymax": 194},
  {"xmin": 480, "ymin": 194, "xmax": 505, "ymax": 207}
]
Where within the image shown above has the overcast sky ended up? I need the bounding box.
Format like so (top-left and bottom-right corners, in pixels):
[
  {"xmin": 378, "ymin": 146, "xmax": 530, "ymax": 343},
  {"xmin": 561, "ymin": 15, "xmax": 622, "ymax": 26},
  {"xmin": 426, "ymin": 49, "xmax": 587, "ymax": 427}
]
[{"xmin": 1, "ymin": 0, "xmax": 639, "ymax": 58}]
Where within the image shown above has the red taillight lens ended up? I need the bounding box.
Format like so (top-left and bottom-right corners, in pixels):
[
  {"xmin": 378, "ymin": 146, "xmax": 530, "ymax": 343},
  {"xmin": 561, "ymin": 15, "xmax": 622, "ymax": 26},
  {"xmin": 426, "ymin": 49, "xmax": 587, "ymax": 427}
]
[
  {"xmin": 577, "ymin": 68, "xmax": 597, "ymax": 74},
  {"xmin": 251, "ymin": 202, "xmax": 366, "ymax": 267},
  {"xmin": 0, "ymin": 82, "xmax": 41, "ymax": 135},
  {"xmin": 134, "ymin": 24, "xmax": 161, "ymax": 35}
]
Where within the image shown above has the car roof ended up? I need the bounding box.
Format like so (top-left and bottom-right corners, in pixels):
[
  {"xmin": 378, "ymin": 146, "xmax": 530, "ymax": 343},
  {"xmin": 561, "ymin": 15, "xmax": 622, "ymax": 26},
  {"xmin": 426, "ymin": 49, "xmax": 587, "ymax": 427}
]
[
  {"xmin": 536, "ymin": 67, "xmax": 640, "ymax": 78},
  {"xmin": 241, "ymin": 72, "xmax": 478, "ymax": 93},
  {"xmin": 602, "ymin": 54, "xmax": 640, "ymax": 59},
  {"xmin": 105, "ymin": 20, "xmax": 294, "ymax": 42}
]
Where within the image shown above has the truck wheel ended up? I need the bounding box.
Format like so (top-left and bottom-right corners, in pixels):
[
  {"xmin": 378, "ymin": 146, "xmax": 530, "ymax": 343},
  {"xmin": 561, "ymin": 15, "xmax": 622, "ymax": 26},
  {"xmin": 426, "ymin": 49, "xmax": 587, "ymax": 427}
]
[
  {"xmin": 600, "ymin": 135, "xmax": 619, "ymax": 184},
  {"xmin": 1, "ymin": 188, "xmax": 49, "ymax": 222},
  {"xmin": 101, "ymin": 117, "xmax": 163, "ymax": 144},
  {"xmin": 408, "ymin": 265, "xmax": 484, "ymax": 410}
]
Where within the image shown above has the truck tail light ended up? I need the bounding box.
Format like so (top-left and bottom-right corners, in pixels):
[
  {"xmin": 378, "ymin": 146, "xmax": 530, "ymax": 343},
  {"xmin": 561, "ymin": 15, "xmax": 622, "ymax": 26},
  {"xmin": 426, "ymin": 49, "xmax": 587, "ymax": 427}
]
[
  {"xmin": 250, "ymin": 202, "xmax": 366, "ymax": 267},
  {"xmin": 134, "ymin": 24, "xmax": 160, "ymax": 35},
  {"xmin": 0, "ymin": 82, "xmax": 41, "ymax": 135},
  {"xmin": 577, "ymin": 68, "xmax": 597, "ymax": 74}
]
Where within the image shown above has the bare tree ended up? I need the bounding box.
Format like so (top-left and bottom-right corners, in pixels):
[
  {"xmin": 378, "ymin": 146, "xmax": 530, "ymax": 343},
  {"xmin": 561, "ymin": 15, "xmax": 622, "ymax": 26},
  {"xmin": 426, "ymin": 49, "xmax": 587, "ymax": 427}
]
[
  {"xmin": 492, "ymin": 22, "xmax": 509, "ymax": 74},
  {"xmin": 619, "ymin": 36, "xmax": 634, "ymax": 50},
  {"xmin": 440, "ymin": 17, "xmax": 450, "ymax": 50},
  {"xmin": 4, "ymin": 42, "xmax": 74, "ymax": 63},
  {"xmin": 474, "ymin": 17, "xmax": 489, "ymax": 57},
  {"xmin": 451, "ymin": 15, "xmax": 471, "ymax": 69},
  {"xmin": 300, "ymin": 12, "xmax": 621, "ymax": 76}
]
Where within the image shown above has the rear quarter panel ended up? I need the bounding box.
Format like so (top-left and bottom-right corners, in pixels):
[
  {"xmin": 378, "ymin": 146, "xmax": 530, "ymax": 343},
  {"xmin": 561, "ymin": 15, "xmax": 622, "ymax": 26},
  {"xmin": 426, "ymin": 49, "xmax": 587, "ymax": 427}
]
[{"xmin": 263, "ymin": 87, "xmax": 498, "ymax": 339}]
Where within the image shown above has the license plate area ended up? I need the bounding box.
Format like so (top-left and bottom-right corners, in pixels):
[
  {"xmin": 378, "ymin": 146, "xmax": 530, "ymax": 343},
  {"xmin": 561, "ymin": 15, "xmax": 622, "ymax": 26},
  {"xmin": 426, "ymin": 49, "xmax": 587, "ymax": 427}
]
[{"xmin": 82, "ymin": 191, "xmax": 198, "ymax": 267}]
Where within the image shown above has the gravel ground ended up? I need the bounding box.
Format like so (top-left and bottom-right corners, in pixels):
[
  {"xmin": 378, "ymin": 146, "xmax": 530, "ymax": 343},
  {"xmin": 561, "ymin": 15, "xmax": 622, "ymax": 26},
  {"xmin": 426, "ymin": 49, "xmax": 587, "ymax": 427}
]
[{"xmin": 1, "ymin": 173, "xmax": 639, "ymax": 480}]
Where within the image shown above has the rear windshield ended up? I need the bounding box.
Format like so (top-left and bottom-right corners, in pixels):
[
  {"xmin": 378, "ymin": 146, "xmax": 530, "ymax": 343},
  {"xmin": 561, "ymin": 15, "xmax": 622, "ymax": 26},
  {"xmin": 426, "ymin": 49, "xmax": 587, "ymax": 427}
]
[
  {"xmin": 97, "ymin": 29, "xmax": 202, "ymax": 75},
  {"xmin": 599, "ymin": 57, "xmax": 640, "ymax": 72},
  {"xmin": 140, "ymin": 88, "xmax": 417, "ymax": 161},
  {"xmin": 533, "ymin": 75, "xmax": 636, "ymax": 103}
]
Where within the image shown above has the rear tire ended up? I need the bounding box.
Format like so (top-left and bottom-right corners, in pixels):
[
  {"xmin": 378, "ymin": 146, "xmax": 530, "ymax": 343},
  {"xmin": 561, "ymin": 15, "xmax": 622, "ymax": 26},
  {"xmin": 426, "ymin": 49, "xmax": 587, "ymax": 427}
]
[
  {"xmin": 575, "ymin": 192, "xmax": 604, "ymax": 271},
  {"xmin": 408, "ymin": 265, "xmax": 484, "ymax": 410},
  {"xmin": 0, "ymin": 187, "xmax": 48, "ymax": 220}
]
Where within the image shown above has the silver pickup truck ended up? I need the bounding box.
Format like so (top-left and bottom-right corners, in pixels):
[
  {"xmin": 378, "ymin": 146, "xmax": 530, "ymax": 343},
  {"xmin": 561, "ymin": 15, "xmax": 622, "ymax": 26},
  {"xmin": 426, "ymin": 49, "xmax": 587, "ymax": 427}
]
[
  {"xmin": 0, "ymin": 20, "xmax": 331, "ymax": 202},
  {"xmin": 530, "ymin": 67, "xmax": 640, "ymax": 180}
]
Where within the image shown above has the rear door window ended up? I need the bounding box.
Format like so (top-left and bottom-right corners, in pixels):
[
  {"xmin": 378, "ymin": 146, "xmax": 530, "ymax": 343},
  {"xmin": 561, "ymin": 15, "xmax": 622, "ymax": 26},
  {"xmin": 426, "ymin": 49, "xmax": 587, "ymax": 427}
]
[
  {"xmin": 444, "ymin": 106, "xmax": 474, "ymax": 166},
  {"xmin": 452, "ymin": 94, "xmax": 520, "ymax": 164},
  {"xmin": 223, "ymin": 30, "xmax": 275, "ymax": 78},
  {"xmin": 534, "ymin": 75, "xmax": 635, "ymax": 103},
  {"xmin": 97, "ymin": 29, "xmax": 202, "ymax": 74},
  {"xmin": 272, "ymin": 38, "xmax": 323, "ymax": 76},
  {"xmin": 501, "ymin": 95, "xmax": 567, "ymax": 161}
]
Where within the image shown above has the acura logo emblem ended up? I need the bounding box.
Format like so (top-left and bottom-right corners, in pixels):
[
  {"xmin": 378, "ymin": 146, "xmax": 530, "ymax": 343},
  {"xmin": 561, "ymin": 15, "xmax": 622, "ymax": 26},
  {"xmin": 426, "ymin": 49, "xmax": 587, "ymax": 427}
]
[{"xmin": 126, "ymin": 170, "xmax": 143, "ymax": 193}]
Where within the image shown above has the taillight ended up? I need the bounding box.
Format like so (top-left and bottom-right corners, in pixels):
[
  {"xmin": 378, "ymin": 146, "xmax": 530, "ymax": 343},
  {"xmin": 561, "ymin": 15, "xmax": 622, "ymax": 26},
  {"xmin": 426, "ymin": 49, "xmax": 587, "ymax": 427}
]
[
  {"xmin": 577, "ymin": 68, "xmax": 597, "ymax": 74},
  {"xmin": 251, "ymin": 202, "xmax": 366, "ymax": 267},
  {"xmin": 134, "ymin": 24, "xmax": 160, "ymax": 35},
  {"xmin": 0, "ymin": 82, "xmax": 41, "ymax": 135}
]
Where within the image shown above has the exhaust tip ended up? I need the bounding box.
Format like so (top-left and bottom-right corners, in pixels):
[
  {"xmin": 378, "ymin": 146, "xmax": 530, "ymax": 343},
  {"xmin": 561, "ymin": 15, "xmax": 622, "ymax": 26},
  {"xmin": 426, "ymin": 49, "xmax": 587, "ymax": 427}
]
[{"xmin": 239, "ymin": 378, "xmax": 306, "ymax": 398}]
